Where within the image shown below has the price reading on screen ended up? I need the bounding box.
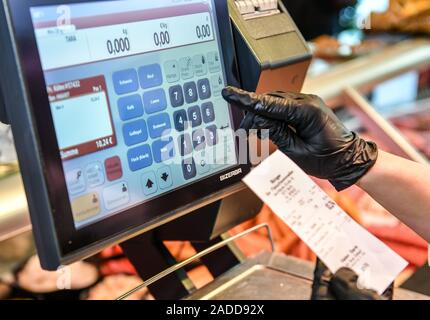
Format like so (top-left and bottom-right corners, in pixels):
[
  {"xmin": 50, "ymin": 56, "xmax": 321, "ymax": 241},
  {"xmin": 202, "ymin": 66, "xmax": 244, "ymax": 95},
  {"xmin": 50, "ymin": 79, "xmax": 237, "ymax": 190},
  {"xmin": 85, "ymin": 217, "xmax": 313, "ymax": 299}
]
[
  {"xmin": 196, "ymin": 24, "xmax": 211, "ymax": 40},
  {"xmin": 96, "ymin": 137, "xmax": 114, "ymax": 149},
  {"xmin": 153, "ymin": 23, "xmax": 170, "ymax": 47}
]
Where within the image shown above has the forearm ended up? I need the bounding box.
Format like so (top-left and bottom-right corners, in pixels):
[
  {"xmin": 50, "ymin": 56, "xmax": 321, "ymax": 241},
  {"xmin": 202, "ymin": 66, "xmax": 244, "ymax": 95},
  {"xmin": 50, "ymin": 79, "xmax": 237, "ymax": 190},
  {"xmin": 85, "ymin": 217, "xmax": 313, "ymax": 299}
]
[{"xmin": 357, "ymin": 150, "xmax": 430, "ymax": 242}]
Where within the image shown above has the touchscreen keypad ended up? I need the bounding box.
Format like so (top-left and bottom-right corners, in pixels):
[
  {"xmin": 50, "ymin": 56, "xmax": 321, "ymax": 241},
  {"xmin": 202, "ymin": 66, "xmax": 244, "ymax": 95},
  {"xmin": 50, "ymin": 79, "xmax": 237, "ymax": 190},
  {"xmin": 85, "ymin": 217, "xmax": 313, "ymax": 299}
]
[
  {"xmin": 38, "ymin": 0, "xmax": 235, "ymax": 229},
  {"xmin": 112, "ymin": 50, "xmax": 223, "ymax": 195}
]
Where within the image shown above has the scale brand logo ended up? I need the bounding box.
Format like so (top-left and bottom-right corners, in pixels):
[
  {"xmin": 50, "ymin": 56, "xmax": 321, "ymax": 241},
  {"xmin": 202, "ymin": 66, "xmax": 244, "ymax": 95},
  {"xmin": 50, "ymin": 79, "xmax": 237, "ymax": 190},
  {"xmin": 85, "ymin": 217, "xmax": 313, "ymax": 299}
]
[{"xmin": 219, "ymin": 168, "xmax": 242, "ymax": 182}]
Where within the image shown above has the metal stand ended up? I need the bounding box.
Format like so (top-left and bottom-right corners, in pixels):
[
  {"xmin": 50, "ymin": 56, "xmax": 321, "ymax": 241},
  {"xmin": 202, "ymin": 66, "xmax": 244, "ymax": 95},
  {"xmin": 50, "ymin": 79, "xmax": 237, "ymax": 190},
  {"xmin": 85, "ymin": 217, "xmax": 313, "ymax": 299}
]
[
  {"xmin": 118, "ymin": 224, "xmax": 274, "ymax": 300},
  {"xmin": 119, "ymin": 200, "xmax": 249, "ymax": 300},
  {"xmin": 120, "ymin": 232, "xmax": 191, "ymax": 300},
  {"xmin": 118, "ymin": 220, "xmax": 427, "ymax": 301}
]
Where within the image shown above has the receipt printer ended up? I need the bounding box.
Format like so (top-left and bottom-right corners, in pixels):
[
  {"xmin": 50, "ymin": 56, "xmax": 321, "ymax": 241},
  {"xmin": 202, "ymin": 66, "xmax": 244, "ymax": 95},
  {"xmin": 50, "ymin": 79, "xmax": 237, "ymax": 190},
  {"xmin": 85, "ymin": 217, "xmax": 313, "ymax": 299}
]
[{"xmin": 229, "ymin": 0, "xmax": 312, "ymax": 93}]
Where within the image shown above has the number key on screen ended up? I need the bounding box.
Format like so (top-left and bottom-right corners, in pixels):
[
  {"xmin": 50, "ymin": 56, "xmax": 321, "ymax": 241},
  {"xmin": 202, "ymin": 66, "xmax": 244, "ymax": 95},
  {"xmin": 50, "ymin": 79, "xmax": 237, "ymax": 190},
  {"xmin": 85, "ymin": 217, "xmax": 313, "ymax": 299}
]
[
  {"xmin": 173, "ymin": 109, "xmax": 188, "ymax": 132},
  {"xmin": 169, "ymin": 85, "xmax": 184, "ymax": 108},
  {"xmin": 192, "ymin": 129, "xmax": 206, "ymax": 151},
  {"xmin": 201, "ymin": 102, "xmax": 215, "ymax": 123},
  {"xmin": 188, "ymin": 106, "xmax": 202, "ymax": 128},
  {"xmin": 178, "ymin": 133, "xmax": 193, "ymax": 156},
  {"xmin": 182, "ymin": 158, "xmax": 197, "ymax": 180},
  {"xmin": 205, "ymin": 125, "xmax": 218, "ymax": 146},
  {"xmin": 183, "ymin": 81, "xmax": 198, "ymax": 104},
  {"xmin": 197, "ymin": 78, "xmax": 211, "ymax": 100}
]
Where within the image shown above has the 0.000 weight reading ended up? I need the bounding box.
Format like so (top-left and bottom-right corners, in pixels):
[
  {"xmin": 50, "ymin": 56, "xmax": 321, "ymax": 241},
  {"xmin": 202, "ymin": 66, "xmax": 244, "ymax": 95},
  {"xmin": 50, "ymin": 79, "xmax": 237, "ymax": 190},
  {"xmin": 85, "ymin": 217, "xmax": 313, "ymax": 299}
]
[{"xmin": 107, "ymin": 37, "xmax": 131, "ymax": 55}]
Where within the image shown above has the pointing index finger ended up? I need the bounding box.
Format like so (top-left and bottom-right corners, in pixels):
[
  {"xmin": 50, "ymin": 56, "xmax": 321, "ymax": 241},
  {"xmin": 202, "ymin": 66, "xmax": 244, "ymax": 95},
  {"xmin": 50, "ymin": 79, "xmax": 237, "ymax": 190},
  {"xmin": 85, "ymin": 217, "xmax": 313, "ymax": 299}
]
[
  {"xmin": 222, "ymin": 86, "xmax": 303, "ymax": 124},
  {"xmin": 222, "ymin": 86, "xmax": 262, "ymax": 112}
]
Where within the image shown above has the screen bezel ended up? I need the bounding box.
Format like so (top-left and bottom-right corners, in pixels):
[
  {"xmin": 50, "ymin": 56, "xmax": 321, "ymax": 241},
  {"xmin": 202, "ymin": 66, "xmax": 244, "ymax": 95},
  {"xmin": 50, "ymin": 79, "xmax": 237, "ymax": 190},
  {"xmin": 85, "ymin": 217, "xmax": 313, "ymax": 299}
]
[{"xmin": 8, "ymin": 0, "xmax": 249, "ymax": 264}]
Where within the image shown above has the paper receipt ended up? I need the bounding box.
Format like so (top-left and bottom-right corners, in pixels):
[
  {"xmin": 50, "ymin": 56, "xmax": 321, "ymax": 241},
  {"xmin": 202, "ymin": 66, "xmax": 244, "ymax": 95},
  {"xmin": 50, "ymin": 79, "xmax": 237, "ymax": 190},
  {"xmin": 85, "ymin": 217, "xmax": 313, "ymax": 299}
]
[{"xmin": 243, "ymin": 150, "xmax": 408, "ymax": 294}]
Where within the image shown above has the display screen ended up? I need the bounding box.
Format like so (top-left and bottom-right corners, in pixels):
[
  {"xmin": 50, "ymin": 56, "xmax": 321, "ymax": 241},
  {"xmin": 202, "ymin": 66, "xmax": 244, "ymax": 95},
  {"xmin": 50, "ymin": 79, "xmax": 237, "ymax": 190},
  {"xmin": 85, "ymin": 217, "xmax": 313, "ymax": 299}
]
[{"xmin": 30, "ymin": 0, "xmax": 238, "ymax": 229}]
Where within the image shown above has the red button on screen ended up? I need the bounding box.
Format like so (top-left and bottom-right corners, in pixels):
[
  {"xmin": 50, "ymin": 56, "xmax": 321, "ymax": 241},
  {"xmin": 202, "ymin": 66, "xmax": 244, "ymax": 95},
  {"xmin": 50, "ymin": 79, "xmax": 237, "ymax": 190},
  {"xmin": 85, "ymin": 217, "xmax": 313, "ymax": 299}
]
[{"xmin": 105, "ymin": 156, "xmax": 123, "ymax": 181}]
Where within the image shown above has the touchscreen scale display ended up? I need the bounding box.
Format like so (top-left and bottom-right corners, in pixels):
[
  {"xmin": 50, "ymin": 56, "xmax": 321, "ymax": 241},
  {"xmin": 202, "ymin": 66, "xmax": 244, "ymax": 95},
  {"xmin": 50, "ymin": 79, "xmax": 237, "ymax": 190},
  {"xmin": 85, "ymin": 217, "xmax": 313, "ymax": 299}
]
[{"xmin": 30, "ymin": 0, "xmax": 238, "ymax": 229}]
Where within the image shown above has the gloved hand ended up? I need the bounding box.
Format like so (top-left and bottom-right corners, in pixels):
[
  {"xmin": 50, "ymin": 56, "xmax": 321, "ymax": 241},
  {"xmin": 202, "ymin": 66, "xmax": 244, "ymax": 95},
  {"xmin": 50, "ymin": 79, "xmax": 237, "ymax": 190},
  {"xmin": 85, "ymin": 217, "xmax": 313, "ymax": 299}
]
[
  {"xmin": 222, "ymin": 87, "xmax": 378, "ymax": 191},
  {"xmin": 311, "ymin": 260, "xmax": 391, "ymax": 300}
]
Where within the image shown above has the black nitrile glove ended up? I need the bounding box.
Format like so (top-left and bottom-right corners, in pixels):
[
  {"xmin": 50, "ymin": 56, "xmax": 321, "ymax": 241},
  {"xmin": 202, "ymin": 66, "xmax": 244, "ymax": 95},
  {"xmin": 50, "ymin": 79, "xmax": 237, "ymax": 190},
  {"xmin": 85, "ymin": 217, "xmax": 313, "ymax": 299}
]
[
  {"xmin": 330, "ymin": 268, "xmax": 386, "ymax": 300},
  {"xmin": 311, "ymin": 260, "xmax": 391, "ymax": 300},
  {"xmin": 222, "ymin": 87, "xmax": 378, "ymax": 191}
]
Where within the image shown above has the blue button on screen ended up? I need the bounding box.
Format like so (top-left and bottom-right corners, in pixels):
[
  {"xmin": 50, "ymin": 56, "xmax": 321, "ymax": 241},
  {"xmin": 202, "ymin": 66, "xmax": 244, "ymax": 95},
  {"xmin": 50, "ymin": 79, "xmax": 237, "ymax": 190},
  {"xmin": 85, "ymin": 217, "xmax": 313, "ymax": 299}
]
[
  {"xmin": 123, "ymin": 120, "xmax": 148, "ymax": 146},
  {"xmin": 147, "ymin": 113, "xmax": 172, "ymax": 138},
  {"xmin": 127, "ymin": 144, "xmax": 153, "ymax": 172},
  {"xmin": 139, "ymin": 64, "xmax": 163, "ymax": 89},
  {"xmin": 118, "ymin": 94, "xmax": 144, "ymax": 121},
  {"xmin": 143, "ymin": 89, "xmax": 167, "ymax": 114},
  {"xmin": 152, "ymin": 138, "xmax": 175, "ymax": 163},
  {"xmin": 113, "ymin": 69, "xmax": 139, "ymax": 95}
]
